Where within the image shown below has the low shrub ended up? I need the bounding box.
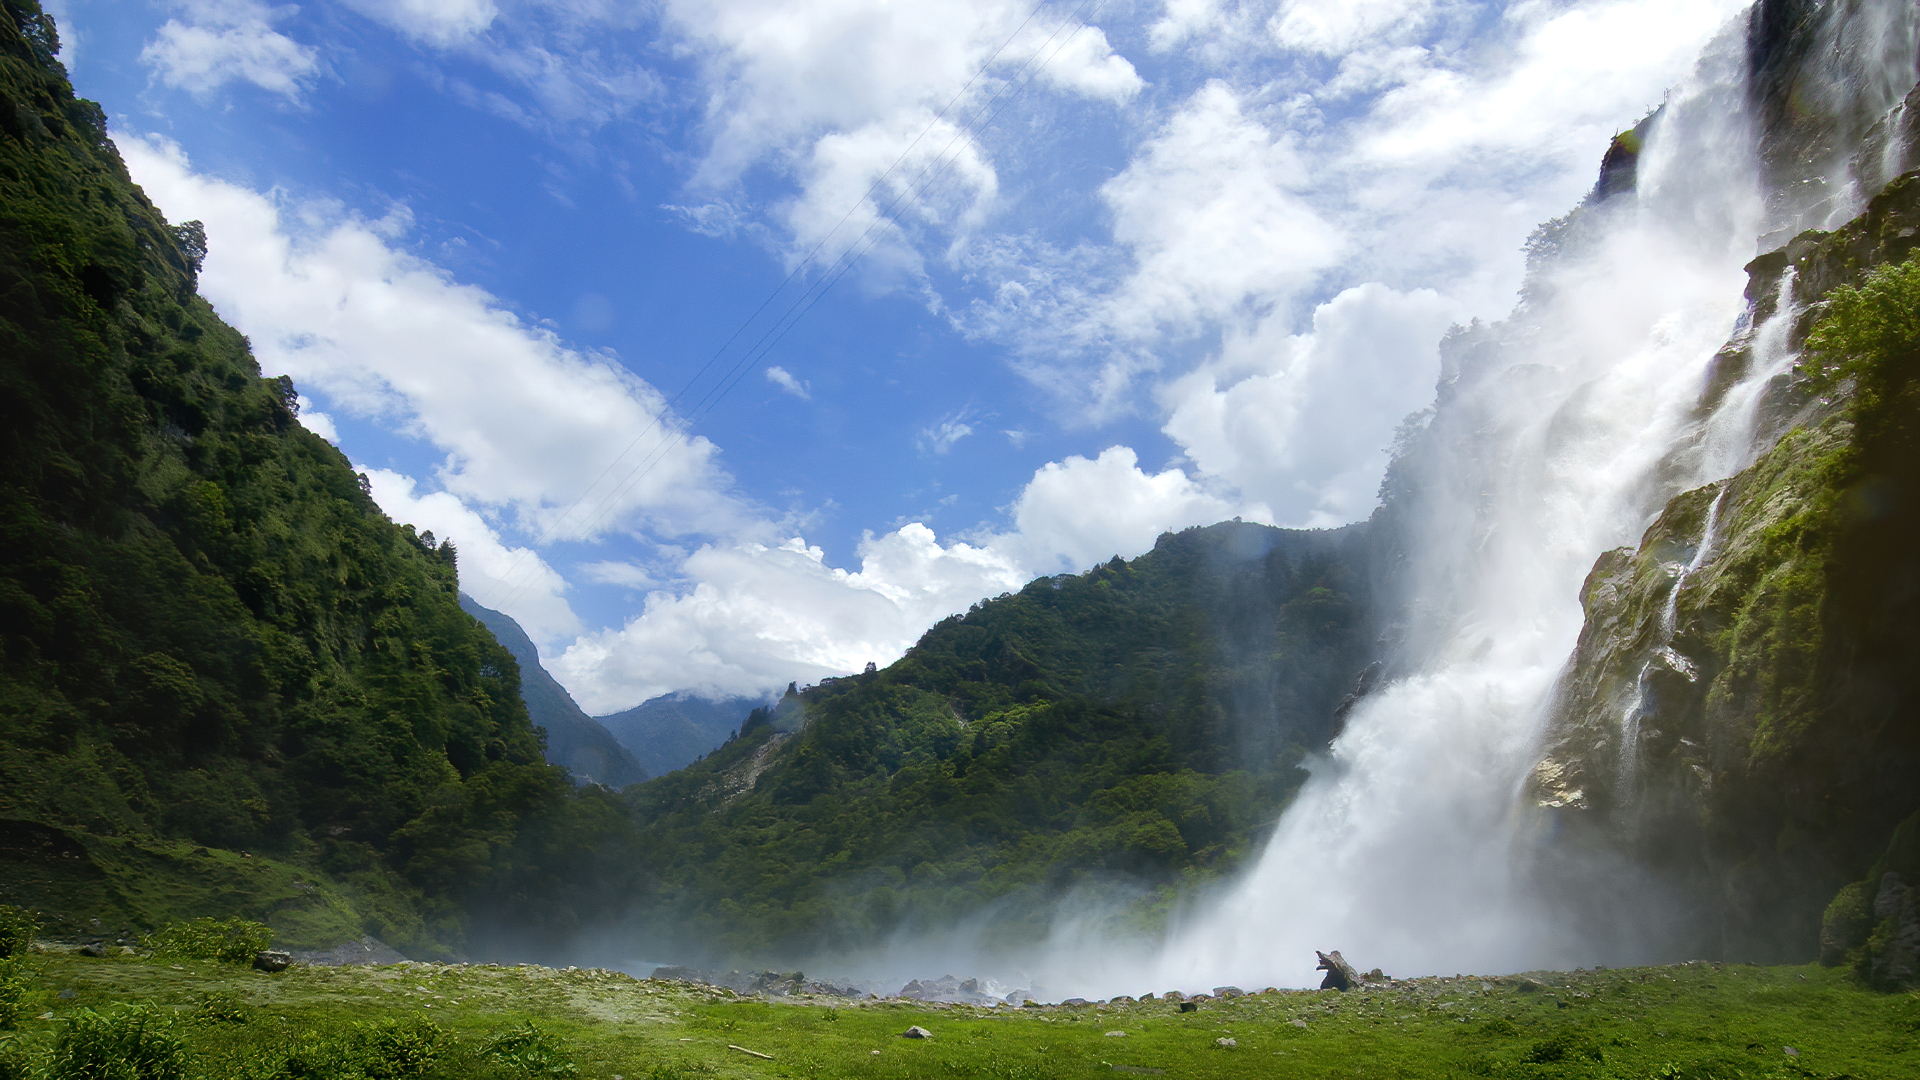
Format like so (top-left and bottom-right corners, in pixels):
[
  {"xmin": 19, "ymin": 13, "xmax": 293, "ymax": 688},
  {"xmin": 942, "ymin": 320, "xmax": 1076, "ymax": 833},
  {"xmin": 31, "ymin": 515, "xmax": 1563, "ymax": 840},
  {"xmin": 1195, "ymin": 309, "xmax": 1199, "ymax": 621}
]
[
  {"xmin": 0, "ymin": 908, "xmax": 34, "ymax": 960},
  {"xmin": 142, "ymin": 917, "xmax": 272, "ymax": 965},
  {"xmin": 46, "ymin": 1005, "xmax": 188, "ymax": 1080},
  {"xmin": 272, "ymin": 1017, "xmax": 448, "ymax": 1080},
  {"xmin": 0, "ymin": 959, "xmax": 29, "ymax": 1032},
  {"xmin": 482, "ymin": 1021, "xmax": 579, "ymax": 1077}
]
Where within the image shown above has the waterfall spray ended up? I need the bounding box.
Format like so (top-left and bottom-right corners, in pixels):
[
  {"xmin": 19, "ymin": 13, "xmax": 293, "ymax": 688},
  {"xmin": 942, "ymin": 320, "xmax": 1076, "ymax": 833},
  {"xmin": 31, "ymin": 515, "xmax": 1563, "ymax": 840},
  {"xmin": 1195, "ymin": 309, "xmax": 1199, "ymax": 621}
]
[{"xmin": 1083, "ymin": 0, "xmax": 1920, "ymax": 993}]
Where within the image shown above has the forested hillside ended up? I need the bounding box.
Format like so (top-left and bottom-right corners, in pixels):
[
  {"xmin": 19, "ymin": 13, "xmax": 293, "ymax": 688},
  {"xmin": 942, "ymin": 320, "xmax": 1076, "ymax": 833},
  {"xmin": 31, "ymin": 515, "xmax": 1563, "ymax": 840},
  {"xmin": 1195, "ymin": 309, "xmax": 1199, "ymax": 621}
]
[
  {"xmin": 626, "ymin": 520, "xmax": 1377, "ymax": 961},
  {"xmin": 0, "ymin": 1, "xmax": 638, "ymax": 959}
]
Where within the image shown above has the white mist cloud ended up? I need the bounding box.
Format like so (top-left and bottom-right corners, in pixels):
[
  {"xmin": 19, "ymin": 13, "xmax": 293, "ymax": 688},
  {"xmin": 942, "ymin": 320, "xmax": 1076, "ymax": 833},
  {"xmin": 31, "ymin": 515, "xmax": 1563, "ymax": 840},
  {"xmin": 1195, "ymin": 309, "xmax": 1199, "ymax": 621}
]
[{"xmin": 141, "ymin": 0, "xmax": 318, "ymax": 100}]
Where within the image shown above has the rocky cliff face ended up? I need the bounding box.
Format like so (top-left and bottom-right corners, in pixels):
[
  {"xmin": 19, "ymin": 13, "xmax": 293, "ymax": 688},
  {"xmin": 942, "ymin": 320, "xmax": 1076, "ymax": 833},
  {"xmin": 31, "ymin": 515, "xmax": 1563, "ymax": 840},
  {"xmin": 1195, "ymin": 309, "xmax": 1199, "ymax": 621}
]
[{"xmin": 1530, "ymin": 170, "xmax": 1920, "ymax": 964}]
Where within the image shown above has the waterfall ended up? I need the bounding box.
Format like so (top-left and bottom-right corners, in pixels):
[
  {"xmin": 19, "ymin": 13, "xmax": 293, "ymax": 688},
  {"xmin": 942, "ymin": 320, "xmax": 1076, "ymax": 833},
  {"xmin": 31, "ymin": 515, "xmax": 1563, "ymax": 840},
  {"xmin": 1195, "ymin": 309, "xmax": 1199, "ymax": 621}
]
[{"xmin": 1110, "ymin": 0, "xmax": 1920, "ymax": 992}]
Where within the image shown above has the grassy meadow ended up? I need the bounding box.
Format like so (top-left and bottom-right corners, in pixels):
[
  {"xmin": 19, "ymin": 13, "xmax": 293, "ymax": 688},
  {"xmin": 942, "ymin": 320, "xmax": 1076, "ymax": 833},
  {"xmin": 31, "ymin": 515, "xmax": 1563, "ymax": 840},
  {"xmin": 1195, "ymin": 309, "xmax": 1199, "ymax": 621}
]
[{"xmin": 1, "ymin": 946, "xmax": 1914, "ymax": 1079}]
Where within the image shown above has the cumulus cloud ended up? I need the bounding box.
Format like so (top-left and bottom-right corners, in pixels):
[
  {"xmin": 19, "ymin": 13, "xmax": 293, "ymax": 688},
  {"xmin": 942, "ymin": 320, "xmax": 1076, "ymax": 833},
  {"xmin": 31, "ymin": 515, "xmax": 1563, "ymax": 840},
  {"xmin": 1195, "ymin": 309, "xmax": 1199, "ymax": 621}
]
[
  {"xmin": 1099, "ymin": 80, "xmax": 1341, "ymax": 338},
  {"xmin": 141, "ymin": 0, "xmax": 318, "ymax": 100},
  {"xmin": 554, "ymin": 442, "xmax": 1260, "ymax": 707},
  {"xmin": 1161, "ymin": 283, "xmax": 1459, "ymax": 526},
  {"xmin": 364, "ymin": 468, "xmax": 583, "ymax": 646},
  {"xmin": 663, "ymin": 0, "xmax": 1139, "ymax": 284},
  {"xmin": 121, "ymin": 135, "xmax": 747, "ymax": 546},
  {"xmin": 555, "ymin": 526, "xmax": 1026, "ymax": 709},
  {"xmin": 989, "ymin": 446, "xmax": 1263, "ymax": 575}
]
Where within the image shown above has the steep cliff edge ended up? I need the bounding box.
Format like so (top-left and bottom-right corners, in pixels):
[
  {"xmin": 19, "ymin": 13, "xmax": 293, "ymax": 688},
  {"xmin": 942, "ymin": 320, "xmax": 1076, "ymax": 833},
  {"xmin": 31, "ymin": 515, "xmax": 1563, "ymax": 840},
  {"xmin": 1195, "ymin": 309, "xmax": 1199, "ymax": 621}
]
[{"xmin": 1531, "ymin": 172, "xmax": 1920, "ymax": 966}]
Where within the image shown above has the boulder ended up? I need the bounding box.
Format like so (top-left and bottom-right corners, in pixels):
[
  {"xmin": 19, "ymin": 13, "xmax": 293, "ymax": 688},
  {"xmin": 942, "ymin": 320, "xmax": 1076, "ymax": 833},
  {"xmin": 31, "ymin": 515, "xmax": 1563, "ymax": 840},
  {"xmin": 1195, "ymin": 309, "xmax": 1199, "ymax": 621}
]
[
  {"xmin": 1316, "ymin": 949, "xmax": 1361, "ymax": 991},
  {"xmin": 900, "ymin": 1025, "xmax": 934, "ymax": 1039},
  {"xmin": 252, "ymin": 950, "xmax": 292, "ymax": 973},
  {"xmin": 1868, "ymin": 871, "xmax": 1920, "ymax": 990}
]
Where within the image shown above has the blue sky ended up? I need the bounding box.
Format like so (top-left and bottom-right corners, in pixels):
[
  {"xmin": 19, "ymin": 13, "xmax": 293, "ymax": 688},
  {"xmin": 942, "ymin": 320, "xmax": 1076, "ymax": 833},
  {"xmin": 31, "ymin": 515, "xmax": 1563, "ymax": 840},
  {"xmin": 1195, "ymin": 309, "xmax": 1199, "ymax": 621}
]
[{"xmin": 55, "ymin": 0, "xmax": 1743, "ymax": 712}]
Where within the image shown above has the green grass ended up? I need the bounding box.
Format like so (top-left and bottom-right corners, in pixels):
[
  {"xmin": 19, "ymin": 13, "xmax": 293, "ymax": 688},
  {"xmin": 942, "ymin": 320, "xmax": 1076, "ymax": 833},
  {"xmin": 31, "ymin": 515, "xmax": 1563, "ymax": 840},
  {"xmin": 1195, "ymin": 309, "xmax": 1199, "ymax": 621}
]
[{"xmin": 0, "ymin": 952, "xmax": 1914, "ymax": 1078}]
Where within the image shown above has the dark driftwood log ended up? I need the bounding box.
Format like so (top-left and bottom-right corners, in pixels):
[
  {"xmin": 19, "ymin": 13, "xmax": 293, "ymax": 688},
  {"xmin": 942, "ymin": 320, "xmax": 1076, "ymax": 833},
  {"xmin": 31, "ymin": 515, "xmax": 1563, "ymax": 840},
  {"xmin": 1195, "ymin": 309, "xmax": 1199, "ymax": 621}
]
[{"xmin": 1316, "ymin": 950, "xmax": 1361, "ymax": 991}]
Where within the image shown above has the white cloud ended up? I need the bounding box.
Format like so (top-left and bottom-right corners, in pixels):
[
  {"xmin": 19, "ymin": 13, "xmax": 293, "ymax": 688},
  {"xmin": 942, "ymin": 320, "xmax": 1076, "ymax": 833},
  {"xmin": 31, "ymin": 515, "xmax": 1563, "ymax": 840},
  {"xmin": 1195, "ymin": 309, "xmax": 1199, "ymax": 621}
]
[
  {"xmin": 120, "ymin": 135, "xmax": 748, "ymax": 546},
  {"xmin": 577, "ymin": 560, "xmax": 659, "ymax": 590},
  {"xmin": 1037, "ymin": 25, "xmax": 1144, "ymax": 104},
  {"xmin": 294, "ymin": 396, "xmax": 338, "ymax": 442},
  {"xmin": 919, "ymin": 415, "xmax": 975, "ymax": 455},
  {"xmin": 664, "ymin": 0, "xmax": 1138, "ymax": 279},
  {"xmin": 1100, "ymin": 80, "xmax": 1342, "ymax": 338},
  {"xmin": 555, "ymin": 526, "xmax": 1026, "ymax": 709},
  {"xmin": 554, "ymin": 443, "xmax": 1260, "ymax": 707},
  {"xmin": 363, "ymin": 468, "xmax": 583, "ymax": 646},
  {"xmin": 1161, "ymin": 283, "xmax": 1459, "ymax": 527},
  {"xmin": 342, "ymin": 0, "xmax": 498, "ymax": 47},
  {"xmin": 1268, "ymin": 0, "xmax": 1432, "ymax": 56},
  {"xmin": 764, "ymin": 365, "xmax": 811, "ymax": 399},
  {"xmin": 989, "ymin": 445, "xmax": 1263, "ymax": 576},
  {"xmin": 141, "ymin": 0, "xmax": 318, "ymax": 100}
]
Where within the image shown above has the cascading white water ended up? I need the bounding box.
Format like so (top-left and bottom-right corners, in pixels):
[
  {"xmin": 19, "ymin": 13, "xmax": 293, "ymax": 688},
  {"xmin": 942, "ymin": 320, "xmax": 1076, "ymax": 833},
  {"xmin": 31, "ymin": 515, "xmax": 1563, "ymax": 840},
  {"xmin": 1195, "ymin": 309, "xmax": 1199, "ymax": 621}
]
[{"xmin": 1081, "ymin": 0, "xmax": 1920, "ymax": 993}]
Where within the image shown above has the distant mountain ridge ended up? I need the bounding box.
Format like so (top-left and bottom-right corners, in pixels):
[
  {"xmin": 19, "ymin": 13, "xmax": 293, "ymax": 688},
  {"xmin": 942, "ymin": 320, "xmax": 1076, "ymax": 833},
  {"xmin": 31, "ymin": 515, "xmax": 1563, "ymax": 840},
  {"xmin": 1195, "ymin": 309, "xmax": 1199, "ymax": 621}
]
[
  {"xmin": 458, "ymin": 596, "xmax": 648, "ymax": 789},
  {"xmin": 597, "ymin": 693, "xmax": 762, "ymax": 778}
]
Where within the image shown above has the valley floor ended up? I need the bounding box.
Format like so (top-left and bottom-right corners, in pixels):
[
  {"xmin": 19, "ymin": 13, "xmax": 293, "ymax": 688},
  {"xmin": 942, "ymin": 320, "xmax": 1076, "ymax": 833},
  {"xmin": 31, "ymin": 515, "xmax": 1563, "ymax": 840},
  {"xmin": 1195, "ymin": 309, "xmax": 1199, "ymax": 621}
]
[{"xmin": 2, "ymin": 950, "xmax": 1915, "ymax": 1078}]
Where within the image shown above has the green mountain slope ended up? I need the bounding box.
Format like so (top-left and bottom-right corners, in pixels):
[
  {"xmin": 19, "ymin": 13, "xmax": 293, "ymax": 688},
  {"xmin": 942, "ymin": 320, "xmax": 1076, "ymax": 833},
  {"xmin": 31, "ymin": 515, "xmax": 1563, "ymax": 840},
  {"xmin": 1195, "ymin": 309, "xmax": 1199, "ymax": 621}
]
[
  {"xmin": 625, "ymin": 520, "xmax": 1376, "ymax": 961},
  {"xmin": 0, "ymin": 2, "xmax": 639, "ymax": 958},
  {"xmin": 459, "ymin": 595, "xmax": 648, "ymax": 789}
]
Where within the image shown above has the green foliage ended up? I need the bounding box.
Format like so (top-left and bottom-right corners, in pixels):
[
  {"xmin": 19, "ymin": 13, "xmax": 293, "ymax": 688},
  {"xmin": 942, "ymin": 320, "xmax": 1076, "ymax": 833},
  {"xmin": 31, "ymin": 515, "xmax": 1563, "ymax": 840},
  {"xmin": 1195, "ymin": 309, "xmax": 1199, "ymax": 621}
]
[
  {"xmin": 0, "ymin": 907, "xmax": 32, "ymax": 959},
  {"xmin": 481, "ymin": 1022, "xmax": 578, "ymax": 1078},
  {"xmin": 0, "ymin": 958, "xmax": 29, "ymax": 1031},
  {"xmin": 1803, "ymin": 251, "xmax": 1920, "ymax": 404},
  {"xmin": 1821, "ymin": 879, "xmax": 1876, "ymax": 966},
  {"xmin": 46, "ymin": 1005, "xmax": 187, "ymax": 1080},
  {"xmin": 0, "ymin": 1, "xmax": 643, "ymax": 958},
  {"xmin": 271, "ymin": 1018, "xmax": 447, "ymax": 1080},
  {"xmin": 141, "ymin": 918, "xmax": 270, "ymax": 965},
  {"xmin": 630, "ymin": 521, "xmax": 1373, "ymax": 959}
]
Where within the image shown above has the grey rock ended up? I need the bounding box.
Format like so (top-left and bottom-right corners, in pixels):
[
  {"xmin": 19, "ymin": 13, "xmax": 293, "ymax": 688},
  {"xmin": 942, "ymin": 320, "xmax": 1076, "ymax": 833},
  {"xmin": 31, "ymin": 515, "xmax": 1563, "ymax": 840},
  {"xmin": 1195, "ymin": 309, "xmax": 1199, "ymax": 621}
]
[
  {"xmin": 900, "ymin": 1025, "xmax": 933, "ymax": 1039},
  {"xmin": 252, "ymin": 950, "xmax": 292, "ymax": 972}
]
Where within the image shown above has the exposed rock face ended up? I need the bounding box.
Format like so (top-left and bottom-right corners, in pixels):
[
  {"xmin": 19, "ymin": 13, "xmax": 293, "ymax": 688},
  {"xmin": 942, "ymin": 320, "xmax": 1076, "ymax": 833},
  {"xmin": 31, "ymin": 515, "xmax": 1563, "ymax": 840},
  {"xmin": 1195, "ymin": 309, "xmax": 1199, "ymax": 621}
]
[
  {"xmin": 1530, "ymin": 173, "xmax": 1920, "ymax": 962},
  {"xmin": 1865, "ymin": 873, "xmax": 1920, "ymax": 989}
]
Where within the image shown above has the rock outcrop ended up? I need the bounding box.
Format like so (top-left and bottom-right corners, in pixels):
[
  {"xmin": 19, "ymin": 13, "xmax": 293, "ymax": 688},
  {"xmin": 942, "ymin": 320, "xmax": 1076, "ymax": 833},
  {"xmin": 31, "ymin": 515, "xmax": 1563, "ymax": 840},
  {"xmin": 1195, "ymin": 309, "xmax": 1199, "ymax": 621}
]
[{"xmin": 1529, "ymin": 173, "xmax": 1920, "ymax": 963}]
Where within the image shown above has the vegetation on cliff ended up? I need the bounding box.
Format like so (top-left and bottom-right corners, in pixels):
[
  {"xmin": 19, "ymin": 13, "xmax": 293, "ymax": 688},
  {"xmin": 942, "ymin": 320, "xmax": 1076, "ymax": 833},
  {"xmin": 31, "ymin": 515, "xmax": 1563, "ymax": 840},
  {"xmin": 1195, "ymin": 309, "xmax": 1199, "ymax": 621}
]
[
  {"xmin": 1531, "ymin": 171, "xmax": 1920, "ymax": 968},
  {"xmin": 0, "ymin": 0, "xmax": 638, "ymax": 958}
]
